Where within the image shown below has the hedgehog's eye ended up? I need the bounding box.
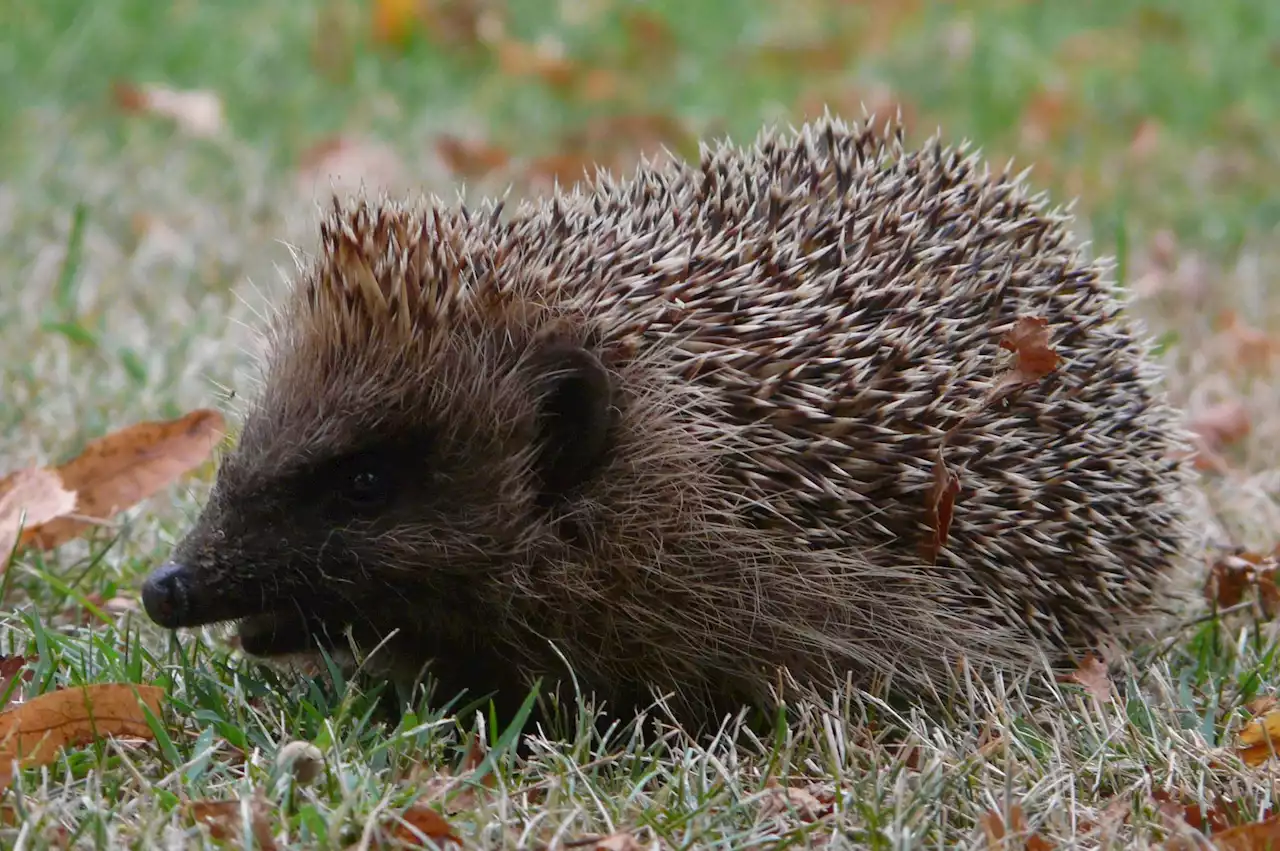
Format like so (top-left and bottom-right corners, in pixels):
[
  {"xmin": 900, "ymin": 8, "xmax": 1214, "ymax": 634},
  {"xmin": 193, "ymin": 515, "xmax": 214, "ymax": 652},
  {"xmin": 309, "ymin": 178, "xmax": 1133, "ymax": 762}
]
[{"xmin": 346, "ymin": 471, "xmax": 385, "ymax": 507}]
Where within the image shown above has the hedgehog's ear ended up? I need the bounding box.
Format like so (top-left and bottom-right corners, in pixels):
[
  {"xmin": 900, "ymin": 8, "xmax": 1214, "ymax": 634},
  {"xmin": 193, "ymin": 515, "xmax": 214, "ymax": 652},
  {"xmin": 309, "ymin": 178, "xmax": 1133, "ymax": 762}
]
[{"xmin": 527, "ymin": 332, "xmax": 615, "ymax": 501}]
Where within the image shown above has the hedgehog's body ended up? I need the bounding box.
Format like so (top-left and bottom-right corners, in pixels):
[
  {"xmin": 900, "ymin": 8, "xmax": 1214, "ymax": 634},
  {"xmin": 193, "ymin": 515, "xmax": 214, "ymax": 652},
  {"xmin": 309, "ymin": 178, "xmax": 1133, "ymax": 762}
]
[{"xmin": 143, "ymin": 116, "xmax": 1196, "ymax": 728}]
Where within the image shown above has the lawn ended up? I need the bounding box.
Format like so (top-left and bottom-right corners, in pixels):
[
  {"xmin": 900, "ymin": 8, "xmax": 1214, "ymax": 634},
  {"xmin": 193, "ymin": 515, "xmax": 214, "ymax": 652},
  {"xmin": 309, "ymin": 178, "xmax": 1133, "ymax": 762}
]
[{"xmin": 2, "ymin": 0, "xmax": 1280, "ymax": 847}]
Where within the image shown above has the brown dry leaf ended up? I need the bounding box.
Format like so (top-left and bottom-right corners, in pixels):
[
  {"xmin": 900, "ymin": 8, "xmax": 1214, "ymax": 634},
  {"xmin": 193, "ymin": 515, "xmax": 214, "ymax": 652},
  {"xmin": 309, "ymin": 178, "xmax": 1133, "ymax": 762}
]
[
  {"xmin": 988, "ymin": 316, "xmax": 1061, "ymax": 405},
  {"xmin": 435, "ymin": 134, "xmax": 511, "ymax": 180},
  {"xmin": 1190, "ymin": 400, "xmax": 1251, "ymax": 453},
  {"xmin": 21, "ymin": 410, "xmax": 225, "ymax": 551},
  {"xmin": 980, "ymin": 803, "xmax": 1054, "ymax": 851},
  {"xmin": 494, "ymin": 37, "xmax": 579, "ymax": 89},
  {"xmin": 592, "ymin": 834, "xmax": 644, "ymax": 851},
  {"xmin": 758, "ymin": 779, "xmax": 829, "ymax": 822},
  {"xmin": 296, "ymin": 135, "xmax": 408, "ymax": 199},
  {"xmin": 0, "ymin": 683, "xmax": 164, "ymax": 782},
  {"xmin": 0, "ymin": 467, "xmax": 77, "ymax": 568},
  {"xmin": 1152, "ymin": 789, "xmax": 1232, "ymax": 837},
  {"xmin": 1203, "ymin": 551, "xmax": 1280, "ymax": 618},
  {"xmin": 0, "ymin": 656, "xmax": 34, "ymax": 712},
  {"xmin": 372, "ymin": 0, "xmax": 421, "ymax": 47},
  {"xmin": 112, "ymin": 82, "xmax": 225, "ymax": 137},
  {"xmin": 1020, "ymin": 86, "xmax": 1078, "ymax": 149},
  {"xmin": 188, "ymin": 797, "xmax": 278, "ymax": 851},
  {"xmin": 1239, "ymin": 709, "xmax": 1280, "ymax": 766},
  {"xmin": 1206, "ymin": 553, "xmax": 1257, "ymax": 608},
  {"xmin": 385, "ymin": 803, "xmax": 460, "ymax": 847},
  {"xmin": 1216, "ymin": 310, "xmax": 1280, "ymax": 371},
  {"xmin": 1059, "ymin": 653, "xmax": 1116, "ymax": 702},
  {"xmin": 1196, "ymin": 813, "xmax": 1280, "ymax": 851},
  {"xmin": 922, "ymin": 449, "xmax": 961, "ymax": 562}
]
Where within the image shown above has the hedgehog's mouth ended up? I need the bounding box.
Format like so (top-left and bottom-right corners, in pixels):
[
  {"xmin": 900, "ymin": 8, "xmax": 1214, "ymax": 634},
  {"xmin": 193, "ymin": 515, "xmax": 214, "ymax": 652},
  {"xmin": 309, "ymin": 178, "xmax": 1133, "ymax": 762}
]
[{"xmin": 237, "ymin": 610, "xmax": 343, "ymax": 658}]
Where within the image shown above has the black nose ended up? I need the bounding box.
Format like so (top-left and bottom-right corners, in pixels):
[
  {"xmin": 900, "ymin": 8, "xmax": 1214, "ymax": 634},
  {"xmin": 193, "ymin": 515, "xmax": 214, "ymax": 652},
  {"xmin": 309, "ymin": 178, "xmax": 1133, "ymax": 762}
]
[{"xmin": 141, "ymin": 561, "xmax": 191, "ymax": 628}]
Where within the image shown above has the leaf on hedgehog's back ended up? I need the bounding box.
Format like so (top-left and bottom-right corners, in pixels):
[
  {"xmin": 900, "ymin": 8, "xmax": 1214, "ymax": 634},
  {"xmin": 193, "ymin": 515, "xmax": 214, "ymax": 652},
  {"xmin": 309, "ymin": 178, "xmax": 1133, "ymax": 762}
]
[
  {"xmin": 17, "ymin": 409, "xmax": 225, "ymax": 552},
  {"xmin": 0, "ymin": 467, "xmax": 77, "ymax": 570},
  {"xmin": 0, "ymin": 683, "xmax": 165, "ymax": 784},
  {"xmin": 922, "ymin": 449, "xmax": 961, "ymax": 563},
  {"xmin": 988, "ymin": 315, "xmax": 1061, "ymax": 405}
]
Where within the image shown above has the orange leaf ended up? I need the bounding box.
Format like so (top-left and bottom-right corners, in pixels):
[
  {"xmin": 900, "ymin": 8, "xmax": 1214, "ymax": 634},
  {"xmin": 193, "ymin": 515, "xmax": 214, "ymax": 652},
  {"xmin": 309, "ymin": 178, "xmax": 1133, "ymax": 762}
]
[
  {"xmin": 435, "ymin": 135, "xmax": 510, "ymax": 180},
  {"xmin": 989, "ymin": 316, "xmax": 1061, "ymax": 404},
  {"xmin": 187, "ymin": 797, "xmax": 278, "ymax": 850},
  {"xmin": 592, "ymin": 834, "xmax": 645, "ymax": 851},
  {"xmin": 21, "ymin": 409, "xmax": 225, "ymax": 551},
  {"xmin": 1190, "ymin": 401, "xmax": 1251, "ymax": 451},
  {"xmin": 0, "ymin": 656, "xmax": 35, "ymax": 712},
  {"xmin": 758, "ymin": 780, "xmax": 829, "ymax": 822},
  {"xmin": 1239, "ymin": 709, "xmax": 1280, "ymax": 766},
  {"xmin": 372, "ymin": 0, "xmax": 421, "ymax": 47},
  {"xmin": 1198, "ymin": 813, "xmax": 1280, "ymax": 851},
  {"xmin": 980, "ymin": 803, "xmax": 1054, "ymax": 851},
  {"xmin": 0, "ymin": 683, "xmax": 164, "ymax": 783},
  {"xmin": 0, "ymin": 467, "xmax": 77, "ymax": 568},
  {"xmin": 922, "ymin": 448, "xmax": 961, "ymax": 562},
  {"xmin": 1059, "ymin": 653, "xmax": 1115, "ymax": 702},
  {"xmin": 111, "ymin": 82, "xmax": 225, "ymax": 137},
  {"xmin": 387, "ymin": 803, "xmax": 459, "ymax": 847}
]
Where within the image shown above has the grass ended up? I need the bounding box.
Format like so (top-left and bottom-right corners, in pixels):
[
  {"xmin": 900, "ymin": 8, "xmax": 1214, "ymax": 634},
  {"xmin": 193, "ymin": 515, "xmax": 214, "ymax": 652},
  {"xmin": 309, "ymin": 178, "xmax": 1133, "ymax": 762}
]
[{"xmin": 1, "ymin": 0, "xmax": 1279, "ymax": 847}]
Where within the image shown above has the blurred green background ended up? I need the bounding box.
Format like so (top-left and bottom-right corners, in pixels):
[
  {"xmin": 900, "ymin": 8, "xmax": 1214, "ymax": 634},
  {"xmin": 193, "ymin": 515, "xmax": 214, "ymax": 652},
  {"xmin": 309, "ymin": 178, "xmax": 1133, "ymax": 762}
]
[{"xmin": 1, "ymin": 0, "xmax": 1278, "ymax": 456}]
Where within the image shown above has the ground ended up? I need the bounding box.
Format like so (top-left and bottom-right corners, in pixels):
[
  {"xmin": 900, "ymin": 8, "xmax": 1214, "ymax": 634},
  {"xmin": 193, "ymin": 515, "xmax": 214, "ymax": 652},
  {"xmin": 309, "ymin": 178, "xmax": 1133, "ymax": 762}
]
[{"xmin": 2, "ymin": 1, "xmax": 1280, "ymax": 848}]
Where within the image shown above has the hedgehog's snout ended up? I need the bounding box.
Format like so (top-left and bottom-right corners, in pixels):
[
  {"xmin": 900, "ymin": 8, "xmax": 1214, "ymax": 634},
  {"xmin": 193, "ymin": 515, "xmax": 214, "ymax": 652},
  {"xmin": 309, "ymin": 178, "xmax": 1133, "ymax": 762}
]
[{"xmin": 141, "ymin": 560, "xmax": 193, "ymax": 628}]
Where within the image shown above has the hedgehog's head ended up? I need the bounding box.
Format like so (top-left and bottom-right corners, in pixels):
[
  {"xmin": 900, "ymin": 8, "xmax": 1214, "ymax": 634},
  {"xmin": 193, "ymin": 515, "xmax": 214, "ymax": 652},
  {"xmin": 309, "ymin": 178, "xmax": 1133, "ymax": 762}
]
[{"xmin": 140, "ymin": 199, "xmax": 619, "ymax": 669}]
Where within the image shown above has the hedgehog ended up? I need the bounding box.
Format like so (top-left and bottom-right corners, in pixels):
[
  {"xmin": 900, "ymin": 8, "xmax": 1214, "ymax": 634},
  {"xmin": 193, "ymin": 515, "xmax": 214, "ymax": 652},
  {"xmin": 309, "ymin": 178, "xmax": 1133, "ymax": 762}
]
[{"xmin": 141, "ymin": 114, "xmax": 1197, "ymax": 731}]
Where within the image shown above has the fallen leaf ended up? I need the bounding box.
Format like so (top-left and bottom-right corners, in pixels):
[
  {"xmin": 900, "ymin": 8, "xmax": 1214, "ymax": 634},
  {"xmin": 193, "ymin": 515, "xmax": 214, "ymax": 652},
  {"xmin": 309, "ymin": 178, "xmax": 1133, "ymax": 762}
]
[
  {"xmin": 1196, "ymin": 813, "xmax": 1280, "ymax": 851},
  {"xmin": 0, "ymin": 467, "xmax": 77, "ymax": 568},
  {"xmin": 296, "ymin": 135, "xmax": 408, "ymax": 200},
  {"xmin": 112, "ymin": 82, "xmax": 225, "ymax": 137},
  {"xmin": 1204, "ymin": 551, "xmax": 1280, "ymax": 618},
  {"xmin": 385, "ymin": 803, "xmax": 460, "ymax": 847},
  {"xmin": 1190, "ymin": 401, "xmax": 1251, "ymax": 452},
  {"xmin": 435, "ymin": 134, "xmax": 510, "ymax": 180},
  {"xmin": 0, "ymin": 683, "xmax": 164, "ymax": 782},
  {"xmin": 493, "ymin": 37, "xmax": 579, "ymax": 90},
  {"xmin": 1059, "ymin": 653, "xmax": 1115, "ymax": 702},
  {"xmin": 757, "ymin": 779, "xmax": 829, "ymax": 822},
  {"xmin": 408, "ymin": 731, "xmax": 494, "ymax": 814},
  {"xmin": 0, "ymin": 656, "xmax": 34, "ymax": 711},
  {"xmin": 980, "ymin": 803, "xmax": 1053, "ymax": 851},
  {"xmin": 1239, "ymin": 708, "xmax": 1280, "ymax": 766},
  {"xmin": 372, "ymin": 0, "xmax": 421, "ymax": 47},
  {"xmin": 1216, "ymin": 311, "xmax": 1280, "ymax": 371},
  {"xmin": 1248, "ymin": 696, "xmax": 1280, "ymax": 716},
  {"xmin": 922, "ymin": 448, "xmax": 961, "ymax": 562},
  {"xmin": 593, "ymin": 834, "xmax": 644, "ymax": 851},
  {"xmin": 1129, "ymin": 118, "xmax": 1162, "ymax": 161},
  {"xmin": 188, "ymin": 797, "xmax": 277, "ymax": 851},
  {"xmin": 20, "ymin": 410, "xmax": 225, "ymax": 551}
]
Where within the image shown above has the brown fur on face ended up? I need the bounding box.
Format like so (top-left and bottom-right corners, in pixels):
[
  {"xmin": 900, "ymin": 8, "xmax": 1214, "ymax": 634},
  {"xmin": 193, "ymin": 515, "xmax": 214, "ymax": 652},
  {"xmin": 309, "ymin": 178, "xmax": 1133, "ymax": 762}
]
[{"xmin": 143, "ymin": 115, "xmax": 1200, "ymax": 732}]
